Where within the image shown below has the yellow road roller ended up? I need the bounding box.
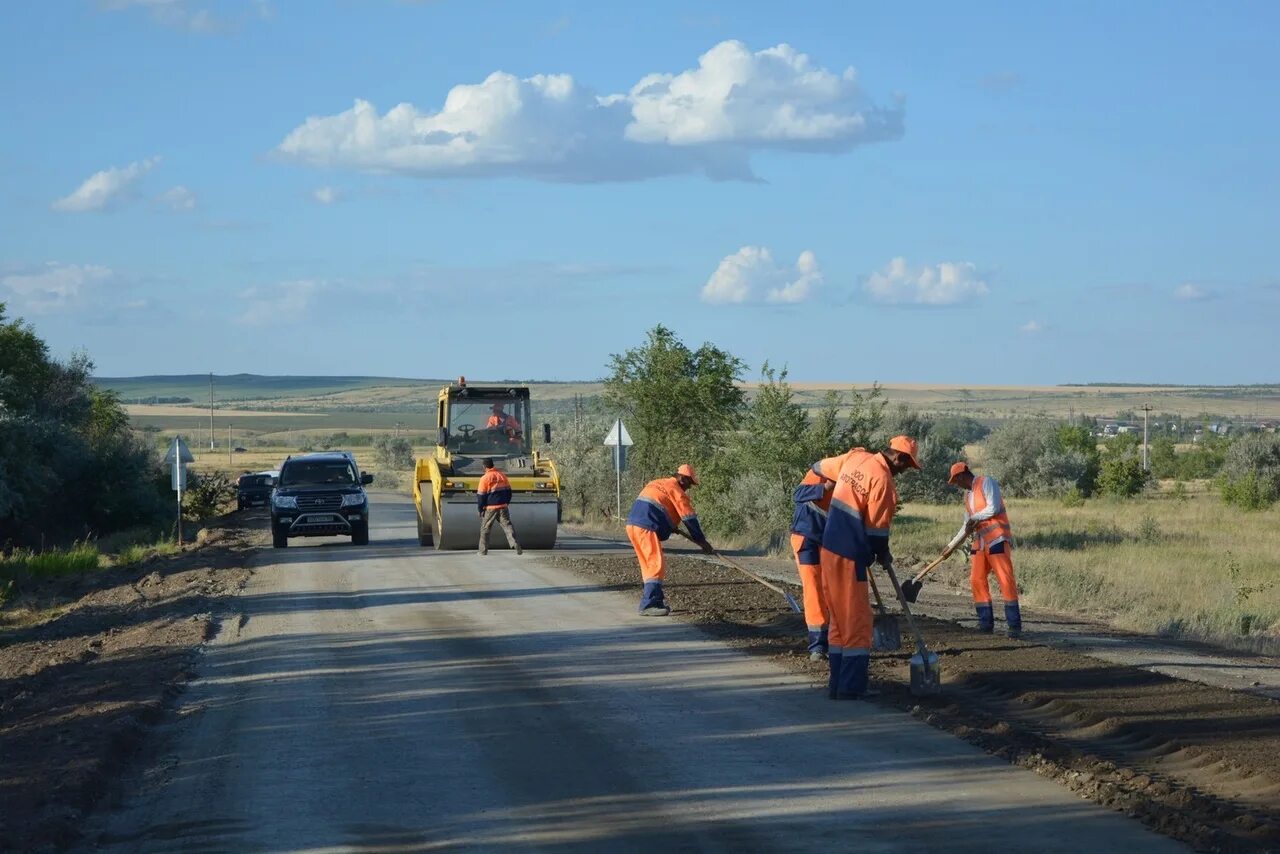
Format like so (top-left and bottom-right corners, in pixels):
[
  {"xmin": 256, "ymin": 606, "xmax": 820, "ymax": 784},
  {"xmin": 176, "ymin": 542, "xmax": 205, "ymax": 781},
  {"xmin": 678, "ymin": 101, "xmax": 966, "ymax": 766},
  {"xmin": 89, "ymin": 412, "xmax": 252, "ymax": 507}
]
[{"xmin": 413, "ymin": 379, "xmax": 561, "ymax": 549}]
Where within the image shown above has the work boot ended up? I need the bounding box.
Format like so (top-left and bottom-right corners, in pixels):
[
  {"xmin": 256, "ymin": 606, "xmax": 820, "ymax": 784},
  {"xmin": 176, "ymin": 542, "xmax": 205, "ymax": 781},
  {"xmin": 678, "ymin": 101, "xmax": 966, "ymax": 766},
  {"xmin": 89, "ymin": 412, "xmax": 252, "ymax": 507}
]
[
  {"xmin": 835, "ymin": 687, "xmax": 881, "ymax": 700},
  {"xmin": 1006, "ymin": 628, "xmax": 1023, "ymax": 640},
  {"xmin": 640, "ymin": 605, "xmax": 671, "ymax": 617},
  {"xmin": 478, "ymin": 549, "xmax": 488, "ymax": 557},
  {"xmin": 515, "ymin": 545, "xmax": 523, "ymax": 555},
  {"xmin": 975, "ymin": 602, "xmax": 995, "ymax": 633},
  {"xmin": 809, "ymin": 650, "xmax": 827, "ymax": 663}
]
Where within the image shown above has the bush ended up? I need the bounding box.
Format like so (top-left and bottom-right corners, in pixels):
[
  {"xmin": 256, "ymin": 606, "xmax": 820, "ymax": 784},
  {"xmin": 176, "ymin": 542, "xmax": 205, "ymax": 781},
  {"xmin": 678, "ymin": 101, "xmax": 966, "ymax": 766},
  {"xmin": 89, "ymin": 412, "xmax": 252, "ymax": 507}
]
[
  {"xmin": 931, "ymin": 415, "xmax": 990, "ymax": 444},
  {"xmin": 373, "ymin": 435, "xmax": 414, "ymax": 470},
  {"xmin": 1219, "ymin": 434, "xmax": 1280, "ymax": 510},
  {"xmin": 183, "ymin": 471, "xmax": 234, "ymax": 520},
  {"xmin": 1098, "ymin": 445, "xmax": 1149, "ymax": 498},
  {"xmin": 983, "ymin": 419, "xmax": 1100, "ymax": 498}
]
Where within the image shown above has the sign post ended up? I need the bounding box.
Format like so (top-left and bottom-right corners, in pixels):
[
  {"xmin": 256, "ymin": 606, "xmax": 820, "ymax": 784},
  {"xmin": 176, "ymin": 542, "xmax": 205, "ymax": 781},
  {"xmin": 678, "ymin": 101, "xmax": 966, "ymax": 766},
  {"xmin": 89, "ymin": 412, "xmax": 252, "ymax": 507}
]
[
  {"xmin": 166, "ymin": 437, "xmax": 194, "ymax": 545},
  {"xmin": 602, "ymin": 419, "xmax": 634, "ymax": 521}
]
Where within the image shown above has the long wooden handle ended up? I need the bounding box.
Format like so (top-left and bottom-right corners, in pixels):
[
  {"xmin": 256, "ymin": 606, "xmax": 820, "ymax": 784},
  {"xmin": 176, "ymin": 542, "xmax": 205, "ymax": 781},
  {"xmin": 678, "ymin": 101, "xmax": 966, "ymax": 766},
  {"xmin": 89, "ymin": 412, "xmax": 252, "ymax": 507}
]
[
  {"xmin": 674, "ymin": 528, "xmax": 790, "ymax": 596},
  {"xmin": 910, "ymin": 529, "xmax": 969, "ymax": 583}
]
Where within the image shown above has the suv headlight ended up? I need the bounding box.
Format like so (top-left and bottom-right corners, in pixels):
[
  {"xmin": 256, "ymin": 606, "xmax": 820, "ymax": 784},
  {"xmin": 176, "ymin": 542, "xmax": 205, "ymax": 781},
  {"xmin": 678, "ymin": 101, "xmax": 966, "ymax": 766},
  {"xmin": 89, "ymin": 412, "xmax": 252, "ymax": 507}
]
[
  {"xmin": 273, "ymin": 494, "xmax": 298, "ymax": 509},
  {"xmin": 341, "ymin": 493, "xmax": 366, "ymax": 507}
]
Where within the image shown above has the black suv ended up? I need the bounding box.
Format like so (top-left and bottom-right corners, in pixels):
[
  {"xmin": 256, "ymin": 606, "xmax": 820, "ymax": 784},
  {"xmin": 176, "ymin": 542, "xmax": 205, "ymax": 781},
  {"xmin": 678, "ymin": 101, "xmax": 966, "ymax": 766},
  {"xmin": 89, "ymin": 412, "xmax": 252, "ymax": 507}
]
[
  {"xmin": 236, "ymin": 471, "xmax": 276, "ymax": 510},
  {"xmin": 270, "ymin": 452, "xmax": 373, "ymax": 548}
]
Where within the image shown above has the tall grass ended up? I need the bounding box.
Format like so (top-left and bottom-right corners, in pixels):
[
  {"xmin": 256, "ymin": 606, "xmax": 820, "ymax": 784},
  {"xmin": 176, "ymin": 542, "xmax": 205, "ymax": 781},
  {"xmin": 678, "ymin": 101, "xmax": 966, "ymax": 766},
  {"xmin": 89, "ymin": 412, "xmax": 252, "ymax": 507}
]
[
  {"xmin": 893, "ymin": 492, "xmax": 1280, "ymax": 654},
  {"xmin": 0, "ymin": 542, "xmax": 102, "ymax": 583}
]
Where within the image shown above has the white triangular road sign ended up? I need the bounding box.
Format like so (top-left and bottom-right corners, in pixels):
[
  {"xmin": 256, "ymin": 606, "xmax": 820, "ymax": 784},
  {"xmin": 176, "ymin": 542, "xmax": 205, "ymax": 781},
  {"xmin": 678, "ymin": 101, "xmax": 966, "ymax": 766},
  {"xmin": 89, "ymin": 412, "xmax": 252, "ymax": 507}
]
[
  {"xmin": 603, "ymin": 419, "xmax": 633, "ymax": 447},
  {"xmin": 166, "ymin": 436, "xmax": 195, "ymax": 464}
]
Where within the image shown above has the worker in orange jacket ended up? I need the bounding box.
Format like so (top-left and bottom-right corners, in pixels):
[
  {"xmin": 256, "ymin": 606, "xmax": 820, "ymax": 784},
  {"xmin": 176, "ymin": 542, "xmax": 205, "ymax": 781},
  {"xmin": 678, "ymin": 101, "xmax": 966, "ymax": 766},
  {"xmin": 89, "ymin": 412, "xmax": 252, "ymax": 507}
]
[
  {"xmin": 790, "ymin": 465, "xmax": 840, "ymax": 661},
  {"xmin": 811, "ymin": 436, "xmax": 920, "ymax": 699},
  {"xmin": 625, "ymin": 464, "xmax": 713, "ymax": 616},
  {"xmin": 477, "ymin": 457, "xmax": 522, "ymax": 555},
  {"xmin": 948, "ymin": 462, "xmax": 1020, "ymax": 637},
  {"xmin": 486, "ymin": 404, "xmax": 522, "ymax": 440}
]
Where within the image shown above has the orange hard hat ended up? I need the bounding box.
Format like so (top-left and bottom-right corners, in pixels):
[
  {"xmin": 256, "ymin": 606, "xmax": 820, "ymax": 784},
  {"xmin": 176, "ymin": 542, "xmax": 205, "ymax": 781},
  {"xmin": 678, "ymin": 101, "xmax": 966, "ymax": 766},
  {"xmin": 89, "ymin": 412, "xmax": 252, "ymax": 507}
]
[
  {"xmin": 888, "ymin": 435, "xmax": 922, "ymax": 470},
  {"xmin": 948, "ymin": 461, "xmax": 971, "ymax": 484},
  {"xmin": 677, "ymin": 463, "xmax": 700, "ymax": 485}
]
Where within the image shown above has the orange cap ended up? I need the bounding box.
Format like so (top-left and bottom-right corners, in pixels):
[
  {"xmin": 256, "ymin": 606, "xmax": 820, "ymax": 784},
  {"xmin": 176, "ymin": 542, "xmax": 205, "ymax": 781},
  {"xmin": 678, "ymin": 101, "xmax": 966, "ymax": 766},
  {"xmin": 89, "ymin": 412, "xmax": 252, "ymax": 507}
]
[
  {"xmin": 888, "ymin": 435, "xmax": 922, "ymax": 470},
  {"xmin": 948, "ymin": 461, "xmax": 971, "ymax": 484},
  {"xmin": 677, "ymin": 463, "xmax": 700, "ymax": 485}
]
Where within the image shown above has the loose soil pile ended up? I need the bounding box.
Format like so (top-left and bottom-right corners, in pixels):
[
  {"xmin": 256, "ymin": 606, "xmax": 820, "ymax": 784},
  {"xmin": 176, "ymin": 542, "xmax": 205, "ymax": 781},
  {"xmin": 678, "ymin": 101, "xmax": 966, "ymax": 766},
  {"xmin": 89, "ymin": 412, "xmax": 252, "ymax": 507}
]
[
  {"xmin": 0, "ymin": 528, "xmax": 254, "ymax": 852},
  {"xmin": 553, "ymin": 553, "xmax": 1280, "ymax": 853}
]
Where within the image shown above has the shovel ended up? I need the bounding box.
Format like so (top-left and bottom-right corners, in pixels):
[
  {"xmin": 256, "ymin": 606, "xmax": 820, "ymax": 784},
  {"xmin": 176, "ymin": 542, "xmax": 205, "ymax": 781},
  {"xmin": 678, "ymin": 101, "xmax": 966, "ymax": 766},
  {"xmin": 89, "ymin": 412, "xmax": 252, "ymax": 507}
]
[
  {"xmin": 676, "ymin": 529, "xmax": 804, "ymax": 614},
  {"xmin": 901, "ymin": 529, "xmax": 968, "ymax": 603},
  {"xmin": 866, "ymin": 568, "xmax": 902, "ymax": 651},
  {"xmin": 881, "ymin": 560, "xmax": 942, "ymax": 697}
]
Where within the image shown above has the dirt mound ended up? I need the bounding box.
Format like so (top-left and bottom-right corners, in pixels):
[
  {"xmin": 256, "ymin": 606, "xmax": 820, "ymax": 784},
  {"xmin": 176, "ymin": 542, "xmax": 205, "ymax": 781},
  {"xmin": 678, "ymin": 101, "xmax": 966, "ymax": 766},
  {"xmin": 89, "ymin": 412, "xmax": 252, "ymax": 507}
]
[
  {"xmin": 553, "ymin": 553, "xmax": 1280, "ymax": 852},
  {"xmin": 0, "ymin": 528, "xmax": 255, "ymax": 852}
]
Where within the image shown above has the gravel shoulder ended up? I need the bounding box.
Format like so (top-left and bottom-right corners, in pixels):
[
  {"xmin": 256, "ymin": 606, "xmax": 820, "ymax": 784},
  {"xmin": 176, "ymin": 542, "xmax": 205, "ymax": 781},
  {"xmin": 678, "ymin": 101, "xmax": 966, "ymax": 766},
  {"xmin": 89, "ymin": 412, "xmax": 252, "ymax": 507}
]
[
  {"xmin": 550, "ymin": 549, "xmax": 1280, "ymax": 852},
  {"xmin": 0, "ymin": 521, "xmax": 256, "ymax": 852}
]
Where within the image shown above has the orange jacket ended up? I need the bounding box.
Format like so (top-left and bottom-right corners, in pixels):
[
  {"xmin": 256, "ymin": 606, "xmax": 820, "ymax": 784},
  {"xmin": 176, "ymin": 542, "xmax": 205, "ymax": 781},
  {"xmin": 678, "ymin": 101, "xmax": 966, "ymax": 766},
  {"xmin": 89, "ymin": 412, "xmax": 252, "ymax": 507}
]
[
  {"xmin": 964, "ymin": 475, "xmax": 1011, "ymax": 549},
  {"xmin": 486, "ymin": 413, "xmax": 522, "ymax": 435},
  {"xmin": 626, "ymin": 476, "xmax": 705, "ymax": 542},
  {"xmin": 477, "ymin": 468, "xmax": 513, "ymax": 511},
  {"xmin": 814, "ymin": 448, "xmax": 898, "ymax": 566}
]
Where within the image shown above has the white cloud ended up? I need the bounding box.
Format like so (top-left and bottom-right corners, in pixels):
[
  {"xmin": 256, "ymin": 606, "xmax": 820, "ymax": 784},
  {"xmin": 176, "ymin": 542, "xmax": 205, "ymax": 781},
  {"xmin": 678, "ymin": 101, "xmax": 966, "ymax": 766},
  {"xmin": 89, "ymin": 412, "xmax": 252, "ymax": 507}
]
[
  {"xmin": 0, "ymin": 263, "xmax": 113, "ymax": 314},
  {"xmin": 864, "ymin": 257, "xmax": 989, "ymax": 306},
  {"xmin": 1174, "ymin": 283, "xmax": 1210, "ymax": 301},
  {"xmin": 1021, "ymin": 320, "xmax": 1045, "ymax": 334},
  {"xmin": 275, "ymin": 40, "xmax": 903, "ymax": 183},
  {"xmin": 157, "ymin": 185, "xmax": 197, "ymax": 211},
  {"xmin": 701, "ymin": 246, "xmax": 822, "ymax": 304},
  {"xmin": 312, "ymin": 186, "xmax": 341, "ymax": 205},
  {"xmin": 98, "ymin": 0, "xmax": 223, "ymax": 33},
  {"xmin": 237, "ymin": 280, "xmax": 321, "ymax": 325},
  {"xmin": 53, "ymin": 157, "xmax": 160, "ymax": 212}
]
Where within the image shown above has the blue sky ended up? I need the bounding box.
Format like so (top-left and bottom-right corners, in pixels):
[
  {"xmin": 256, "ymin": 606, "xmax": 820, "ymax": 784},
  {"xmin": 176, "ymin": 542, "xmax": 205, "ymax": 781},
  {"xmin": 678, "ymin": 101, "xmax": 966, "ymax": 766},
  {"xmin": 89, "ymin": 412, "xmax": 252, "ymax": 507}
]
[{"xmin": 1, "ymin": 1, "xmax": 1276, "ymax": 384}]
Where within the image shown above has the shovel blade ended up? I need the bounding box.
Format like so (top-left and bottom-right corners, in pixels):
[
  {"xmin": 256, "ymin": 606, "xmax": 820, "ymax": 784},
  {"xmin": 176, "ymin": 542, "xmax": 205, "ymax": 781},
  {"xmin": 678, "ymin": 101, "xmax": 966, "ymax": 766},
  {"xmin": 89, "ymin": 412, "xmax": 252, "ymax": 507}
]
[
  {"xmin": 901, "ymin": 579, "xmax": 922, "ymax": 603},
  {"xmin": 910, "ymin": 650, "xmax": 941, "ymax": 696},
  {"xmin": 873, "ymin": 615, "xmax": 902, "ymax": 651}
]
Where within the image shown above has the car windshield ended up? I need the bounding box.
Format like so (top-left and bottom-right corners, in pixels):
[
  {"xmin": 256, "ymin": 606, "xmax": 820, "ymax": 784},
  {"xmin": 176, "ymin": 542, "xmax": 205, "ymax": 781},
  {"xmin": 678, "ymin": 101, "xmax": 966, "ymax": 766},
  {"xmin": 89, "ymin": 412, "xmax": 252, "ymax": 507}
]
[
  {"xmin": 447, "ymin": 393, "xmax": 532, "ymax": 456},
  {"xmin": 280, "ymin": 460, "xmax": 357, "ymax": 486}
]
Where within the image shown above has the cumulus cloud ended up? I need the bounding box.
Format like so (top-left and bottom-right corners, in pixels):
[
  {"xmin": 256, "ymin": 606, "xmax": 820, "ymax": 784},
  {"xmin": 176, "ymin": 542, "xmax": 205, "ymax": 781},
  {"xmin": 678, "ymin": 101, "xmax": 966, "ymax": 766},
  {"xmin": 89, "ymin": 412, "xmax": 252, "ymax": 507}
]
[
  {"xmin": 0, "ymin": 263, "xmax": 113, "ymax": 313},
  {"xmin": 864, "ymin": 257, "xmax": 989, "ymax": 306},
  {"xmin": 157, "ymin": 185, "xmax": 197, "ymax": 211},
  {"xmin": 237, "ymin": 280, "xmax": 322, "ymax": 325},
  {"xmin": 98, "ymin": 0, "xmax": 222, "ymax": 32},
  {"xmin": 701, "ymin": 246, "xmax": 822, "ymax": 304},
  {"xmin": 53, "ymin": 157, "xmax": 160, "ymax": 212},
  {"xmin": 312, "ymin": 186, "xmax": 341, "ymax": 205},
  {"xmin": 275, "ymin": 40, "xmax": 903, "ymax": 183},
  {"xmin": 1173, "ymin": 283, "xmax": 1211, "ymax": 301},
  {"xmin": 1021, "ymin": 320, "xmax": 1045, "ymax": 334}
]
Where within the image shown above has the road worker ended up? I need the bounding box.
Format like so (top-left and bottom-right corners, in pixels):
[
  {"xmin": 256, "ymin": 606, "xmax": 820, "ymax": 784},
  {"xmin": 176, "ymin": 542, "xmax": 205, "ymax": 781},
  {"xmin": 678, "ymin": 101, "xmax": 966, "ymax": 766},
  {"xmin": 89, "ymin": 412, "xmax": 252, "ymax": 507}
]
[
  {"xmin": 486, "ymin": 404, "xmax": 522, "ymax": 441},
  {"xmin": 477, "ymin": 457, "xmax": 522, "ymax": 555},
  {"xmin": 811, "ymin": 436, "xmax": 920, "ymax": 699},
  {"xmin": 625, "ymin": 463, "xmax": 713, "ymax": 616},
  {"xmin": 790, "ymin": 465, "xmax": 841, "ymax": 661},
  {"xmin": 947, "ymin": 462, "xmax": 1021, "ymax": 638}
]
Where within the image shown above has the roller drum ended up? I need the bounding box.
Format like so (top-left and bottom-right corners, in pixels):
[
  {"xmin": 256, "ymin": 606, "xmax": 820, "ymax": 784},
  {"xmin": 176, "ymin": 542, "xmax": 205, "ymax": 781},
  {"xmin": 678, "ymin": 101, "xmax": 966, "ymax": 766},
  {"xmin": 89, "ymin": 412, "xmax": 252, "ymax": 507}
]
[{"xmin": 435, "ymin": 494, "xmax": 559, "ymax": 550}]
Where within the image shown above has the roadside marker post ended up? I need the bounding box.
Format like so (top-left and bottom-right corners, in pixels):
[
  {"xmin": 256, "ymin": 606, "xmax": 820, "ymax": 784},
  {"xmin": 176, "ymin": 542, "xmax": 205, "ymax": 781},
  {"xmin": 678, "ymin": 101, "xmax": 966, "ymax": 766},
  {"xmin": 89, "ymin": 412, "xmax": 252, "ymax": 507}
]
[
  {"xmin": 603, "ymin": 419, "xmax": 634, "ymax": 521},
  {"xmin": 167, "ymin": 437, "xmax": 194, "ymax": 545}
]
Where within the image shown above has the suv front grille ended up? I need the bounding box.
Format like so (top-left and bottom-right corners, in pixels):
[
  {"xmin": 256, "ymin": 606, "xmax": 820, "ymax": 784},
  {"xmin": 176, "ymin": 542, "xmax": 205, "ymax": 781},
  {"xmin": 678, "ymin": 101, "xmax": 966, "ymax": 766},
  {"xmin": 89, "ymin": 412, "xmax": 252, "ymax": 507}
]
[{"xmin": 297, "ymin": 494, "xmax": 343, "ymax": 510}]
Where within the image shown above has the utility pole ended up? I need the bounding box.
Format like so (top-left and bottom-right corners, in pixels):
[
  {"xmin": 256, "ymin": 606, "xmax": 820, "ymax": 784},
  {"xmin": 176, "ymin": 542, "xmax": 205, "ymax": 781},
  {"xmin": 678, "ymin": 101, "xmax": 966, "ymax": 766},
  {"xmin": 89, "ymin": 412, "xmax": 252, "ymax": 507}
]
[
  {"xmin": 228, "ymin": 423, "xmax": 233, "ymax": 468},
  {"xmin": 209, "ymin": 373, "xmax": 215, "ymax": 450},
  {"xmin": 1141, "ymin": 404, "xmax": 1153, "ymax": 471}
]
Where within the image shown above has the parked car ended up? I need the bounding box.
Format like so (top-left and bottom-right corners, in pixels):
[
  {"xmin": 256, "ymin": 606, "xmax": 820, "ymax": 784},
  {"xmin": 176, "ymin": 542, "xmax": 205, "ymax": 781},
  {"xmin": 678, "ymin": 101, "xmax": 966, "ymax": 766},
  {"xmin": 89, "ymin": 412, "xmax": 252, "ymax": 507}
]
[
  {"xmin": 236, "ymin": 471, "xmax": 277, "ymax": 510},
  {"xmin": 270, "ymin": 452, "xmax": 373, "ymax": 548}
]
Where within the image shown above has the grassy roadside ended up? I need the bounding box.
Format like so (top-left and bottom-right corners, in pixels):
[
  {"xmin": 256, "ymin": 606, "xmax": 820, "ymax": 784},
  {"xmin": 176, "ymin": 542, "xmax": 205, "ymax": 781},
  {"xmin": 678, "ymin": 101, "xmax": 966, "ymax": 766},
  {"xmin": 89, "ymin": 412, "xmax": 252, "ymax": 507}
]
[{"xmin": 892, "ymin": 490, "xmax": 1280, "ymax": 653}]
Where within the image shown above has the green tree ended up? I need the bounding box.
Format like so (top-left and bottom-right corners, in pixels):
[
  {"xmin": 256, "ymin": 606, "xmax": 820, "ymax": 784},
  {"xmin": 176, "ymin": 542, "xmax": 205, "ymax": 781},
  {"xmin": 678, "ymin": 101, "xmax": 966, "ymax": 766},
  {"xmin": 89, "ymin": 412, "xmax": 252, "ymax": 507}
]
[
  {"xmin": 1219, "ymin": 434, "xmax": 1280, "ymax": 510},
  {"xmin": 983, "ymin": 418, "xmax": 1098, "ymax": 498},
  {"xmin": 604, "ymin": 325, "xmax": 745, "ymax": 479}
]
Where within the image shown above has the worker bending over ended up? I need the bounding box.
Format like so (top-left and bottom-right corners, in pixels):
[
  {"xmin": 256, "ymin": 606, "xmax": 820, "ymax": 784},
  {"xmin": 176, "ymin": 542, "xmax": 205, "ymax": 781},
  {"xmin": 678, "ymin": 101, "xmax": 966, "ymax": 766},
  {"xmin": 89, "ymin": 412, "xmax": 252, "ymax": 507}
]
[
  {"xmin": 811, "ymin": 437, "xmax": 920, "ymax": 699},
  {"xmin": 477, "ymin": 458, "xmax": 522, "ymax": 555},
  {"xmin": 625, "ymin": 464, "xmax": 713, "ymax": 616},
  {"xmin": 790, "ymin": 464, "xmax": 841, "ymax": 661},
  {"xmin": 948, "ymin": 462, "xmax": 1021, "ymax": 638}
]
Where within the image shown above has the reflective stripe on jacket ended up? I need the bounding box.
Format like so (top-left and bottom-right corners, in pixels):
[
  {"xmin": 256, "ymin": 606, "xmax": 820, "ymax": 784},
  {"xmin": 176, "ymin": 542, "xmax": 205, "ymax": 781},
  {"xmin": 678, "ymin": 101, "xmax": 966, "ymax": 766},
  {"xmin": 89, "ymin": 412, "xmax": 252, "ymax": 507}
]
[
  {"xmin": 965, "ymin": 475, "xmax": 1011, "ymax": 550},
  {"xmin": 477, "ymin": 469, "xmax": 513, "ymax": 511},
  {"xmin": 626, "ymin": 476, "xmax": 705, "ymax": 542}
]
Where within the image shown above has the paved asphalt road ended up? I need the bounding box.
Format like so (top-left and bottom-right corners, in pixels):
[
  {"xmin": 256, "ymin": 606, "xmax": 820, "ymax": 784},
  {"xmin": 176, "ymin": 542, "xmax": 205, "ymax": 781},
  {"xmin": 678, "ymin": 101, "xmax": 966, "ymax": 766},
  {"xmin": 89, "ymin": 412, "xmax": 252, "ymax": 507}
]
[{"xmin": 83, "ymin": 494, "xmax": 1184, "ymax": 852}]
